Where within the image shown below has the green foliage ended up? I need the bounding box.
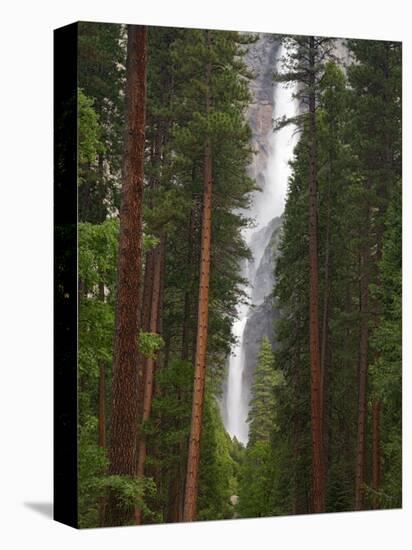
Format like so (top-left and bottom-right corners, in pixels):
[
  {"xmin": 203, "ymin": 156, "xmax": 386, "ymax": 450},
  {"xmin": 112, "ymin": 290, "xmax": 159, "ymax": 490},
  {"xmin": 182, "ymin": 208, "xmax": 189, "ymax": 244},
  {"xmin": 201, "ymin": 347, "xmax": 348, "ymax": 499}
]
[
  {"xmin": 346, "ymin": 39, "xmax": 402, "ymax": 510},
  {"xmin": 78, "ymin": 417, "xmax": 108, "ymax": 527},
  {"xmin": 238, "ymin": 337, "xmax": 285, "ymax": 517},
  {"xmin": 78, "ymin": 88, "xmax": 104, "ymax": 175},
  {"xmin": 78, "ymin": 22, "xmax": 125, "ymax": 222},
  {"xmin": 147, "ymin": 362, "xmax": 241, "ymax": 523},
  {"xmin": 100, "ymin": 476, "xmax": 156, "ymax": 521},
  {"xmin": 78, "ymin": 219, "xmax": 119, "ymax": 291},
  {"xmin": 238, "ymin": 440, "xmax": 274, "ymax": 518},
  {"xmin": 197, "ymin": 395, "xmax": 238, "ymax": 521},
  {"xmin": 369, "ymin": 182, "xmax": 402, "ymax": 508},
  {"xmin": 78, "ymin": 299, "xmax": 114, "ymax": 381},
  {"xmin": 269, "ymin": 39, "xmax": 402, "ymax": 516},
  {"xmin": 247, "ymin": 337, "xmax": 283, "ymax": 445},
  {"xmin": 78, "ymin": 220, "xmax": 117, "ymax": 528},
  {"xmin": 138, "ymin": 331, "xmax": 165, "ymax": 359},
  {"xmin": 78, "ymin": 415, "xmax": 156, "ymax": 528},
  {"xmin": 159, "ymin": 28, "xmax": 256, "ymax": 395}
]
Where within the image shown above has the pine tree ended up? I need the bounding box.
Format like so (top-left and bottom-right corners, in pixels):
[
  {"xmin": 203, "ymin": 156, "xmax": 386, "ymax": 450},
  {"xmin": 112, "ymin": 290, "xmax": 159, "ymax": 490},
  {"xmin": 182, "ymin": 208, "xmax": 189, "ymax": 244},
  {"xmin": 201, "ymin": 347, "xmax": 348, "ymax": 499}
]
[
  {"xmin": 183, "ymin": 29, "xmax": 214, "ymax": 522},
  {"xmin": 347, "ymin": 39, "xmax": 402, "ymax": 510},
  {"xmin": 370, "ymin": 182, "xmax": 402, "ymax": 508},
  {"xmin": 122, "ymin": 26, "xmax": 255, "ymax": 525},
  {"xmin": 247, "ymin": 337, "xmax": 282, "ymax": 445},
  {"xmin": 276, "ymin": 34, "xmax": 335, "ymax": 514},
  {"xmin": 104, "ymin": 25, "xmax": 148, "ymax": 526},
  {"xmin": 238, "ymin": 337, "xmax": 284, "ymax": 518},
  {"xmin": 161, "ymin": 27, "xmax": 256, "ymax": 522}
]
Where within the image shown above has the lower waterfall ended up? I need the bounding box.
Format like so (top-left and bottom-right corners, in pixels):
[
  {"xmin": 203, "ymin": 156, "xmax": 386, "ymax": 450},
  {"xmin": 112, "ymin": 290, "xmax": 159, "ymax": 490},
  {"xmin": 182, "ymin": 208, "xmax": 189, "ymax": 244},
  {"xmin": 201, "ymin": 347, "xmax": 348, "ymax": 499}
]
[{"xmin": 223, "ymin": 41, "xmax": 299, "ymax": 444}]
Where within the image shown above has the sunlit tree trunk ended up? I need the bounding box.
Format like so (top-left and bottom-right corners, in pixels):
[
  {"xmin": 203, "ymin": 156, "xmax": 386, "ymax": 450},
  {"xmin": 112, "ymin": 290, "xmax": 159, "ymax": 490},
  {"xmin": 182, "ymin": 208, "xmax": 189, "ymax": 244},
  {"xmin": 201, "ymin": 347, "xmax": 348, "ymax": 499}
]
[{"xmin": 183, "ymin": 29, "xmax": 213, "ymax": 523}]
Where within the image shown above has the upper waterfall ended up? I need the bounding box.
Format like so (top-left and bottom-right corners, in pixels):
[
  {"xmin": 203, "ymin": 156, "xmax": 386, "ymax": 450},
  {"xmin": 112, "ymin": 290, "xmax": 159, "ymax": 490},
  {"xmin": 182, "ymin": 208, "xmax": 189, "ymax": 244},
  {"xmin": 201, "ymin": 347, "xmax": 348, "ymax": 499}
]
[{"xmin": 222, "ymin": 36, "xmax": 299, "ymax": 444}]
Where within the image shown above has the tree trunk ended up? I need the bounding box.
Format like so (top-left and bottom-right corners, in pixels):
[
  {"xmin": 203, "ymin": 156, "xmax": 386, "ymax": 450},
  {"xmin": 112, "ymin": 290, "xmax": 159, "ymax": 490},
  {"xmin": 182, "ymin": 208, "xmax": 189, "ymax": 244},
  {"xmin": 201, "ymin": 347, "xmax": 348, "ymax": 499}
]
[
  {"xmin": 182, "ymin": 208, "xmax": 195, "ymax": 361},
  {"xmin": 165, "ymin": 207, "xmax": 195, "ymax": 523},
  {"xmin": 308, "ymin": 36, "xmax": 325, "ymax": 514},
  {"xmin": 98, "ymin": 282, "xmax": 107, "ymax": 525},
  {"xmin": 98, "ymin": 360, "xmax": 107, "ymax": 526},
  {"xmin": 320, "ymin": 163, "xmax": 332, "ymax": 500},
  {"xmin": 135, "ymin": 240, "xmax": 163, "ymax": 524},
  {"xmin": 136, "ymin": 249, "xmax": 155, "ymax": 433},
  {"xmin": 141, "ymin": 251, "xmax": 155, "ymax": 332},
  {"xmin": 372, "ymin": 399, "xmax": 381, "ymax": 509},
  {"xmin": 167, "ymin": 453, "xmax": 184, "ymax": 523},
  {"xmin": 98, "ymin": 281, "xmax": 106, "ymax": 449},
  {"xmin": 98, "ymin": 363, "xmax": 106, "ymax": 449},
  {"xmin": 151, "ymin": 236, "xmax": 167, "ymax": 520},
  {"xmin": 292, "ymin": 330, "xmax": 307, "ymax": 515},
  {"xmin": 104, "ymin": 24, "xmax": 147, "ymax": 527},
  {"xmin": 320, "ymin": 174, "xmax": 332, "ymax": 426},
  {"xmin": 355, "ymin": 201, "xmax": 370, "ymax": 511},
  {"xmin": 183, "ymin": 30, "xmax": 213, "ymax": 523}
]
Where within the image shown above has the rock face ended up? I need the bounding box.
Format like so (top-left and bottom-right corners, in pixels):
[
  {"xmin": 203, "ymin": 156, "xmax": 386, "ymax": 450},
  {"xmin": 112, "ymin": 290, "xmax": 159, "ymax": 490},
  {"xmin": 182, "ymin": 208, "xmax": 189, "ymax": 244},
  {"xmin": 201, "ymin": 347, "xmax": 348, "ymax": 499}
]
[
  {"xmin": 245, "ymin": 35, "xmax": 280, "ymax": 194},
  {"xmin": 249, "ymin": 216, "xmax": 282, "ymax": 305}
]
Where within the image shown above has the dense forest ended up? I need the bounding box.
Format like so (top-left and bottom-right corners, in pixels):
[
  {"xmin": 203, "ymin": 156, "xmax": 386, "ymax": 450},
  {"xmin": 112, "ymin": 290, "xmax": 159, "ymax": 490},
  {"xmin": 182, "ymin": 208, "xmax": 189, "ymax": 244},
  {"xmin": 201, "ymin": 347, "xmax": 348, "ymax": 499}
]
[{"xmin": 77, "ymin": 23, "xmax": 402, "ymax": 527}]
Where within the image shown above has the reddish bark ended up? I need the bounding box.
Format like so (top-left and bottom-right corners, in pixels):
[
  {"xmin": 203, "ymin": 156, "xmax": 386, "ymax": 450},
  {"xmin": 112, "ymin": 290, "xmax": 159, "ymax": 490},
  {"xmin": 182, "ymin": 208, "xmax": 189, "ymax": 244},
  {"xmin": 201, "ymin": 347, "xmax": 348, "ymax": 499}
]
[
  {"xmin": 183, "ymin": 31, "xmax": 213, "ymax": 522},
  {"xmin": 165, "ymin": 207, "xmax": 195, "ymax": 523},
  {"xmin": 98, "ymin": 282, "xmax": 106, "ymax": 449},
  {"xmin": 104, "ymin": 25, "xmax": 147, "ymax": 527},
  {"xmin": 98, "ymin": 359, "xmax": 107, "ymax": 526},
  {"xmin": 98, "ymin": 282, "xmax": 107, "ymax": 525},
  {"xmin": 182, "ymin": 208, "xmax": 195, "ymax": 361},
  {"xmin": 183, "ymin": 141, "xmax": 213, "ymax": 522},
  {"xmin": 135, "ymin": 250, "xmax": 155, "ymax": 432},
  {"xmin": 135, "ymin": 241, "xmax": 163, "ymax": 524}
]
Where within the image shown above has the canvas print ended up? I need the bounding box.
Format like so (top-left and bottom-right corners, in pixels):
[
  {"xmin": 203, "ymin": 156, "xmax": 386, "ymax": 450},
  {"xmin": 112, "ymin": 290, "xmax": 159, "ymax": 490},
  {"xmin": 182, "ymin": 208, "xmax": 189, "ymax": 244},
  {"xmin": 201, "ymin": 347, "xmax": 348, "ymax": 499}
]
[{"xmin": 56, "ymin": 22, "xmax": 402, "ymax": 528}]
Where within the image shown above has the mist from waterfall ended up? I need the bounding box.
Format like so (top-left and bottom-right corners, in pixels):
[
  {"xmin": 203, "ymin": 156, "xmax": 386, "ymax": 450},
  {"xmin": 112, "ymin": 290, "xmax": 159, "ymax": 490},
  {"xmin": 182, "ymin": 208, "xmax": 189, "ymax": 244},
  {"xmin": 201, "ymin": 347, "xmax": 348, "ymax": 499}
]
[{"xmin": 224, "ymin": 43, "xmax": 299, "ymax": 445}]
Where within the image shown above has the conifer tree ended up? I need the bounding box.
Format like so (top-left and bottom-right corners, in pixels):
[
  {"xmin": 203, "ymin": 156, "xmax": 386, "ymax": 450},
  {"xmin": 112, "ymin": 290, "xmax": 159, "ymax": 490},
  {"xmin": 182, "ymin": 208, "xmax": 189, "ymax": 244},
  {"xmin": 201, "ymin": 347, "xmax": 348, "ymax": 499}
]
[
  {"xmin": 104, "ymin": 25, "xmax": 148, "ymax": 526},
  {"xmin": 170, "ymin": 28, "xmax": 255, "ymax": 521},
  {"xmin": 238, "ymin": 337, "xmax": 284, "ymax": 518},
  {"xmin": 275, "ymin": 34, "xmax": 335, "ymax": 513},
  {"xmin": 347, "ymin": 39, "xmax": 402, "ymax": 510},
  {"xmin": 247, "ymin": 337, "xmax": 282, "ymax": 445}
]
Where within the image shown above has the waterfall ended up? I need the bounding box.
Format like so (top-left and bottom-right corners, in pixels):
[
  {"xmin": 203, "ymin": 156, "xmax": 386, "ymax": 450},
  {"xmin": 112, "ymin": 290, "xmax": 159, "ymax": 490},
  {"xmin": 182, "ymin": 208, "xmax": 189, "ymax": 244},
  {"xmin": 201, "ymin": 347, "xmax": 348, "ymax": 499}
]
[{"xmin": 223, "ymin": 41, "xmax": 299, "ymax": 444}]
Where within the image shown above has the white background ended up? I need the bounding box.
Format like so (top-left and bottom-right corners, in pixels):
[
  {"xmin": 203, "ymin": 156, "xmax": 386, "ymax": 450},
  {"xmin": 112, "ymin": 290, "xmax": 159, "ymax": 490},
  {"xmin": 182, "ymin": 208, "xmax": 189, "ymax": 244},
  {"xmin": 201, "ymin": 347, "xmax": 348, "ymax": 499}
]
[{"xmin": 0, "ymin": 0, "xmax": 410, "ymax": 548}]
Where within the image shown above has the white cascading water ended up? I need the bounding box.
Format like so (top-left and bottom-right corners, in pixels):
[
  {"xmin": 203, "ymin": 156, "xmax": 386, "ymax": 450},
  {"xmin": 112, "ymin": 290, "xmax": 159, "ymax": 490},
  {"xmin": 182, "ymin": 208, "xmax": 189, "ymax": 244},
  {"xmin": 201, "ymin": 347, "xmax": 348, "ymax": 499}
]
[{"xmin": 224, "ymin": 43, "xmax": 299, "ymax": 444}]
